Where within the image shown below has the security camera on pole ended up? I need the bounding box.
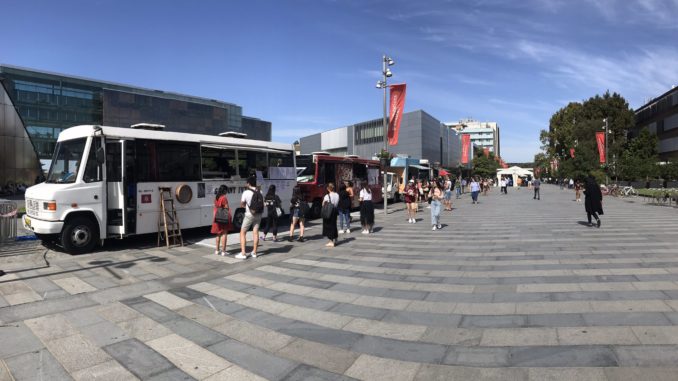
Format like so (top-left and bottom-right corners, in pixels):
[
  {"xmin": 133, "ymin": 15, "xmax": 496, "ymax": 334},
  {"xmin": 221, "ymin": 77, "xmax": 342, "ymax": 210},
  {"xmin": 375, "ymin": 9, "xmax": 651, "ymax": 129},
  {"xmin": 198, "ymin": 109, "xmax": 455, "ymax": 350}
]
[{"xmin": 376, "ymin": 55, "xmax": 394, "ymax": 216}]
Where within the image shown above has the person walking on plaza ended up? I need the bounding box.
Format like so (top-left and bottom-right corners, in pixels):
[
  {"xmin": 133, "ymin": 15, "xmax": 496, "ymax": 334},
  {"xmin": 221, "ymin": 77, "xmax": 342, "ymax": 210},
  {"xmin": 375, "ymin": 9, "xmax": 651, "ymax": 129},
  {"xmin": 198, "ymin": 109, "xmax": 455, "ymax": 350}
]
[
  {"xmin": 470, "ymin": 177, "xmax": 480, "ymax": 204},
  {"xmin": 211, "ymin": 185, "xmax": 232, "ymax": 256},
  {"xmin": 405, "ymin": 179, "xmax": 418, "ymax": 223},
  {"xmin": 461, "ymin": 178, "xmax": 467, "ymax": 194},
  {"xmin": 321, "ymin": 183, "xmax": 340, "ymax": 247},
  {"xmin": 430, "ymin": 180, "xmax": 443, "ymax": 230},
  {"xmin": 288, "ymin": 196, "xmax": 307, "ymax": 242},
  {"xmin": 455, "ymin": 176, "xmax": 462, "ymax": 199},
  {"xmin": 500, "ymin": 177, "xmax": 507, "ymax": 195},
  {"xmin": 345, "ymin": 180, "xmax": 355, "ymax": 224},
  {"xmin": 575, "ymin": 180, "xmax": 582, "ymax": 202},
  {"xmin": 261, "ymin": 185, "xmax": 282, "ymax": 242},
  {"xmin": 569, "ymin": 178, "xmax": 575, "ymax": 189},
  {"xmin": 359, "ymin": 180, "xmax": 374, "ymax": 234},
  {"xmin": 237, "ymin": 176, "xmax": 264, "ymax": 259},
  {"xmin": 482, "ymin": 178, "xmax": 489, "ymax": 196},
  {"xmin": 337, "ymin": 182, "xmax": 352, "ymax": 233},
  {"xmin": 533, "ymin": 177, "xmax": 541, "ymax": 200},
  {"xmin": 584, "ymin": 175, "xmax": 604, "ymax": 228},
  {"xmin": 443, "ymin": 175, "xmax": 453, "ymax": 211},
  {"xmin": 422, "ymin": 180, "xmax": 431, "ymax": 209}
]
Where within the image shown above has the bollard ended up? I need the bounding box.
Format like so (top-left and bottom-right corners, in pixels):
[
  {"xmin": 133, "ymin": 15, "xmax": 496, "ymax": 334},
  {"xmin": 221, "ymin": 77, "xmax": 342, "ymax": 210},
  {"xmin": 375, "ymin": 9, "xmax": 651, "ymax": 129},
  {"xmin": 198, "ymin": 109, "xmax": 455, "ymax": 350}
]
[{"xmin": 0, "ymin": 199, "xmax": 18, "ymax": 243}]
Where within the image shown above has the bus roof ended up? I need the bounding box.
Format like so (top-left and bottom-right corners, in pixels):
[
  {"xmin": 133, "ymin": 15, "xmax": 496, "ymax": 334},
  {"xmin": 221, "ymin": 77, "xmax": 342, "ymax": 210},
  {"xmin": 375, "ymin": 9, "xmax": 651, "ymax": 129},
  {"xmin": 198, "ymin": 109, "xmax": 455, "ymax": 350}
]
[{"xmin": 57, "ymin": 125, "xmax": 294, "ymax": 152}]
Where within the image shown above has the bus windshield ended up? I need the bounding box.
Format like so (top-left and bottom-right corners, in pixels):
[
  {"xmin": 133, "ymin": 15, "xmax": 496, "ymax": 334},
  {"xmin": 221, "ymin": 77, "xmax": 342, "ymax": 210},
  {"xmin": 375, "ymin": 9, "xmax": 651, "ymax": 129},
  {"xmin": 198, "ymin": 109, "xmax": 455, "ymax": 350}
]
[{"xmin": 46, "ymin": 138, "xmax": 87, "ymax": 184}]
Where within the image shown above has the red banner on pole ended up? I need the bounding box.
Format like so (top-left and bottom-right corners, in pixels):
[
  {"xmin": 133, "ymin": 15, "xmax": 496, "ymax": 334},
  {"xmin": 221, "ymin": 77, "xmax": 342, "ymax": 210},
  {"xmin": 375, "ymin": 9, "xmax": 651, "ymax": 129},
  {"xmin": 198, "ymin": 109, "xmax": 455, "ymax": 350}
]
[
  {"xmin": 596, "ymin": 132, "xmax": 606, "ymax": 163},
  {"xmin": 461, "ymin": 134, "xmax": 471, "ymax": 164},
  {"xmin": 569, "ymin": 148, "xmax": 575, "ymax": 158},
  {"xmin": 388, "ymin": 84, "xmax": 406, "ymax": 146}
]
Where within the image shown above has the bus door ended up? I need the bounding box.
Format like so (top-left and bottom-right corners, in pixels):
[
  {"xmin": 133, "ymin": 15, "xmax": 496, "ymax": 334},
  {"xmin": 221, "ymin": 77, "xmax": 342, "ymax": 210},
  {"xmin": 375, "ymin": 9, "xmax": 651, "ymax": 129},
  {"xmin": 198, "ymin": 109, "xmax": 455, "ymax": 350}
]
[
  {"xmin": 105, "ymin": 140, "xmax": 137, "ymax": 236},
  {"xmin": 106, "ymin": 140, "xmax": 125, "ymax": 236}
]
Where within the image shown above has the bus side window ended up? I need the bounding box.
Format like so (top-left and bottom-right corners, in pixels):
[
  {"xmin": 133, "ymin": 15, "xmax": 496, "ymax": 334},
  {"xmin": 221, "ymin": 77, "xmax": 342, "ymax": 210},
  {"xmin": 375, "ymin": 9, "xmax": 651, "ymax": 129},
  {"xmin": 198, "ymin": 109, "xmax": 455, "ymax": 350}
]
[
  {"xmin": 84, "ymin": 138, "xmax": 103, "ymax": 183},
  {"xmin": 105, "ymin": 142, "xmax": 122, "ymax": 182},
  {"xmin": 201, "ymin": 146, "xmax": 234, "ymax": 179},
  {"xmin": 353, "ymin": 163, "xmax": 367, "ymax": 182},
  {"xmin": 157, "ymin": 142, "xmax": 201, "ymax": 181},
  {"xmin": 324, "ymin": 162, "xmax": 336, "ymax": 185},
  {"xmin": 238, "ymin": 150, "xmax": 268, "ymax": 179}
]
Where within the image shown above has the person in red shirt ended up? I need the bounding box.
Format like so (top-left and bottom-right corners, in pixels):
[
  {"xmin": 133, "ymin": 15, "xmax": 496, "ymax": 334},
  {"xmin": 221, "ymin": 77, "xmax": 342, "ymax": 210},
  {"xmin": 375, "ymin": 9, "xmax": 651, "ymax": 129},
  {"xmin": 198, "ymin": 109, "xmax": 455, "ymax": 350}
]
[
  {"xmin": 404, "ymin": 178, "xmax": 418, "ymax": 223},
  {"xmin": 211, "ymin": 185, "xmax": 232, "ymax": 256}
]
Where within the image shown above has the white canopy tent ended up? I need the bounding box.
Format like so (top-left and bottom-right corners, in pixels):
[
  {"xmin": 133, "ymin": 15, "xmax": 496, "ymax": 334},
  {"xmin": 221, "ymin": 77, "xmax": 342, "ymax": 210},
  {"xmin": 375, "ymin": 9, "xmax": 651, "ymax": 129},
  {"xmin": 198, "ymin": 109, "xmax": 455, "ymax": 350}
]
[{"xmin": 497, "ymin": 166, "xmax": 534, "ymax": 187}]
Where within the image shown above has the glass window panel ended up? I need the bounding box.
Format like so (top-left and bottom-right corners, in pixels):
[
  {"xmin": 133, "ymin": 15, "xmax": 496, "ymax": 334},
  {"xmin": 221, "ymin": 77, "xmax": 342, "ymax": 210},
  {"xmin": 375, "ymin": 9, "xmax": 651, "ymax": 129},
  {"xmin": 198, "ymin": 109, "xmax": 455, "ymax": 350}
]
[
  {"xmin": 237, "ymin": 150, "xmax": 268, "ymax": 178},
  {"xmin": 83, "ymin": 138, "xmax": 102, "ymax": 183},
  {"xmin": 157, "ymin": 142, "xmax": 201, "ymax": 181},
  {"xmin": 201, "ymin": 146, "xmax": 235, "ymax": 179}
]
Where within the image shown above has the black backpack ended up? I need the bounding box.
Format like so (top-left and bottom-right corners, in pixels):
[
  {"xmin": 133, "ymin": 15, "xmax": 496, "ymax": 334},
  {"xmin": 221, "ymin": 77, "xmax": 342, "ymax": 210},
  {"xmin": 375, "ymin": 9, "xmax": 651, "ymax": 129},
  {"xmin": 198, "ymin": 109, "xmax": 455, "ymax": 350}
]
[
  {"xmin": 249, "ymin": 190, "xmax": 264, "ymax": 214},
  {"xmin": 321, "ymin": 200, "xmax": 335, "ymax": 219}
]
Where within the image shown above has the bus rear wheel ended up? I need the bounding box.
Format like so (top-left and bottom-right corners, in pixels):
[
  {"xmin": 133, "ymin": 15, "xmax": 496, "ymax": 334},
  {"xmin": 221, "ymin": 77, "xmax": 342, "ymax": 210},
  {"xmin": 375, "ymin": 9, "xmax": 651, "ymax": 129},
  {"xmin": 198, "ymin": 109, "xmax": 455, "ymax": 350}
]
[{"xmin": 61, "ymin": 216, "xmax": 99, "ymax": 254}]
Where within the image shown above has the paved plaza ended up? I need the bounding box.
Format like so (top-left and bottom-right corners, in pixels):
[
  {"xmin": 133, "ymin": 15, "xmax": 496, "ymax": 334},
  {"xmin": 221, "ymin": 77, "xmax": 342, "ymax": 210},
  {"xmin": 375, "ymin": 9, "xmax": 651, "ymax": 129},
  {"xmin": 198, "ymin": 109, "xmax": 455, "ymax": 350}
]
[{"xmin": 1, "ymin": 185, "xmax": 678, "ymax": 380}]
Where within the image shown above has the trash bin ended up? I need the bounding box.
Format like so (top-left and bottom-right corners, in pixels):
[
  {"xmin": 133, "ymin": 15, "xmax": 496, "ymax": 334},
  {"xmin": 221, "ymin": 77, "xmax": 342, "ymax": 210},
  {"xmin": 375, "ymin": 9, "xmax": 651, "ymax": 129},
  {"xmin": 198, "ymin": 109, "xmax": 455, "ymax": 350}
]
[{"xmin": 0, "ymin": 199, "xmax": 18, "ymax": 243}]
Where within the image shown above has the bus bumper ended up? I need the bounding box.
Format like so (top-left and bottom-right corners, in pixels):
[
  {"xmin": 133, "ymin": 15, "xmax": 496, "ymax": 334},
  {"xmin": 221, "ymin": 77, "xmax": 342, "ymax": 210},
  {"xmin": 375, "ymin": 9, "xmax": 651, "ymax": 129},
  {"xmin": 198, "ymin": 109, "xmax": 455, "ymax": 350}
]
[{"xmin": 23, "ymin": 215, "xmax": 63, "ymax": 235}]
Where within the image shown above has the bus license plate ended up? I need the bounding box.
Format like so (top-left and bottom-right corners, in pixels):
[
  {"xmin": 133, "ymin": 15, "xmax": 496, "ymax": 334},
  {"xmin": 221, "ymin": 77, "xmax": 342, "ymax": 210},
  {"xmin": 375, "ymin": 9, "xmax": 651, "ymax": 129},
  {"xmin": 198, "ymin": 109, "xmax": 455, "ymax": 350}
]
[{"xmin": 24, "ymin": 215, "xmax": 31, "ymax": 228}]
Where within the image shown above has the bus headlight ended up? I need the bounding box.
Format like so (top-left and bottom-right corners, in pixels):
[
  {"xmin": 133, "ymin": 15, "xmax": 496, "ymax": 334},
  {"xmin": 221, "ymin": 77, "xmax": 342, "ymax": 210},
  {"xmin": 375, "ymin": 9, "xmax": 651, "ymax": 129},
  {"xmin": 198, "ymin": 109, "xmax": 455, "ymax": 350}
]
[{"xmin": 43, "ymin": 201, "xmax": 57, "ymax": 212}]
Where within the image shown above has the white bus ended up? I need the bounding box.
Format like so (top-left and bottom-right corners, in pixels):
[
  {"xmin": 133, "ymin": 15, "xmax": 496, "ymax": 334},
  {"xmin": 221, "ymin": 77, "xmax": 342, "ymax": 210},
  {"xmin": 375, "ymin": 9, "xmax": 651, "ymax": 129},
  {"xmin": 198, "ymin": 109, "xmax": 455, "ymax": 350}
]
[{"xmin": 23, "ymin": 125, "xmax": 297, "ymax": 254}]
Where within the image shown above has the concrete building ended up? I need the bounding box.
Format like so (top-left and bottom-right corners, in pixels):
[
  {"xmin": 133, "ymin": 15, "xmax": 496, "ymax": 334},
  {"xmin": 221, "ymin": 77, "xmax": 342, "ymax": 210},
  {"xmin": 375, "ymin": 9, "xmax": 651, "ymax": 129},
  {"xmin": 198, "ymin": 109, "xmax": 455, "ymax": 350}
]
[
  {"xmin": 299, "ymin": 110, "xmax": 464, "ymax": 169},
  {"xmin": 0, "ymin": 64, "xmax": 272, "ymax": 185},
  {"xmin": 445, "ymin": 119, "xmax": 500, "ymax": 158},
  {"xmin": 633, "ymin": 86, "xmax": 678, "ymax": 161}
]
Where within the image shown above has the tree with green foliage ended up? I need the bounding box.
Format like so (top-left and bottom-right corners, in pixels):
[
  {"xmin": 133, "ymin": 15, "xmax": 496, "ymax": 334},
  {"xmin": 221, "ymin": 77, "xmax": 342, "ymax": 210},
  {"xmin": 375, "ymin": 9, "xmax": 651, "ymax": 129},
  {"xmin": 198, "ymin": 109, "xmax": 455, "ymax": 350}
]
[
  {"xmin": 617, "ymin": 129, "xmax": 659, "ymax": 181},
  {"xmin": 472, "ymin": 151, "xmax": 499, "ymax": 178},
  {"xmin": 539, "ymin": 91, "xmax": 635, "ymax": 182}
]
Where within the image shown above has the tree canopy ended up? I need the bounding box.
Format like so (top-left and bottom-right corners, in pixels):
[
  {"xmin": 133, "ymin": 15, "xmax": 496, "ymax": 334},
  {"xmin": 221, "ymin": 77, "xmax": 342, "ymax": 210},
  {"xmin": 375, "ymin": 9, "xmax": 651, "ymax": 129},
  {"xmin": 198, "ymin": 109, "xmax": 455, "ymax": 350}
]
[{"xmin": 537, "ymin": 91, "xmax": 636, "ymax": 181}]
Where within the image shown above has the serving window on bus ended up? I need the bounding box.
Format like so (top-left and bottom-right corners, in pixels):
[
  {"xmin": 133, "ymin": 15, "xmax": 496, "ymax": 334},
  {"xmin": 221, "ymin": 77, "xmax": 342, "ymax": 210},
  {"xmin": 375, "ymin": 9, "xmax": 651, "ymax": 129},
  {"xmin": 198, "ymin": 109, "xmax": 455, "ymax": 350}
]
[
  {"xmin": 135, "ymin": 140, "xmax": 201, "ymax": 182},
  {"xmin": 201, "ymin": 146, "xmax": 236, "ymax": 179}
]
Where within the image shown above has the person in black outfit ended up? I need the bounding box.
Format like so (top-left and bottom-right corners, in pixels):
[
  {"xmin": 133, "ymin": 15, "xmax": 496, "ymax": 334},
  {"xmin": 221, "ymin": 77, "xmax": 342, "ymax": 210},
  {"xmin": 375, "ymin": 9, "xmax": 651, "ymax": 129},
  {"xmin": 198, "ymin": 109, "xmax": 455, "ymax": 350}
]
[
  {"xmin": 261, "ymin": 185, "xmax": 282, "ymax": 242},
  {"xmin": 584, "ymin": 175, "xmax": 603, "ymax": 227}
]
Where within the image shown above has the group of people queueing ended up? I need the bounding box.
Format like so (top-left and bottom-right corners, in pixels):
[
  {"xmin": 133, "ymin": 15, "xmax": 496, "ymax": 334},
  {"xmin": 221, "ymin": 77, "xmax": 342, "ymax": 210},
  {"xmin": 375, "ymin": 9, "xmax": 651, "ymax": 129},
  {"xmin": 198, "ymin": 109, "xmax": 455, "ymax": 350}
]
[
  {"xmin": 210, "ymin": 176, "xmax": 377, "ymax": 257},
  {"xmin": 318, "ymin": 180, "xmax": 375, "ymax": 247}
]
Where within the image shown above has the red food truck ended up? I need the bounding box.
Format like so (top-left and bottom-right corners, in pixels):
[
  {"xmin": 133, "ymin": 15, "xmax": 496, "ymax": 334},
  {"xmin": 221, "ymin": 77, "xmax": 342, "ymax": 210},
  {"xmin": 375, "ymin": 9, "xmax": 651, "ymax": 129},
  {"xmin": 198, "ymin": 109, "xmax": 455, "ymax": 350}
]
[{"xmin": 296, "ymin": 153, "xmax": 383, "ymax": 218}]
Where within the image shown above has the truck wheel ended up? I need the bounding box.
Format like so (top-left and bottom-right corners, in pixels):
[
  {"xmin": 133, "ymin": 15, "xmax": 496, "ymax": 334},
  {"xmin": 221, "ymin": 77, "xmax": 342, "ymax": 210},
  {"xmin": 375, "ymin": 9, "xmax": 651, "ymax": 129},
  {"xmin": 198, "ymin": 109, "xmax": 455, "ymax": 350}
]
[
  {"xmin": 311, "ymin": 200, "xmax": 322, "ymax": 219},
  {"xmin": 61, "ymin": 216, "xmax": 99, "ymax": 254},
  {"xmin": 233, "ymin": 209, "xmax": 245, "ymax": 230}
]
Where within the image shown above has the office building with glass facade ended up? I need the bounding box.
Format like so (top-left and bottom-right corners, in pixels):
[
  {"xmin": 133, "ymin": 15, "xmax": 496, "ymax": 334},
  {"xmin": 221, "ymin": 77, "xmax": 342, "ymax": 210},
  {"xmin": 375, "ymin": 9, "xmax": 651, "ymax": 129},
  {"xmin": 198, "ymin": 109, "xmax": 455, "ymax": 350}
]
[
  {"xmin": 0, "ymin": 64, "xmax": 271, "ymax": 186},
  {"xmin": 299, "ymin": 110, "xmax": 465, "ymax": 168},
  {"xmin": 445, "ymin": 119, "xmax": 501, "ymax": 158},
  {"xmin": 633, "ymin": 86, "xmax": 678, "ymax": 161}
]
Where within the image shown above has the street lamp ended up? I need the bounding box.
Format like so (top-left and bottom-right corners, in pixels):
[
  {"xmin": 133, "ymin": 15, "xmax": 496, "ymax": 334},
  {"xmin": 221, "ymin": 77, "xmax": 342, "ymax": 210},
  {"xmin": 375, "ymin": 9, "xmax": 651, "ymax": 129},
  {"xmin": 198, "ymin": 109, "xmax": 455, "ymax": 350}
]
[
  {"xmin": 603, "ymin": 118, "xmax": 613, "ymax": 184},
  {"xmin": 376, "ymin": 54, "xmax": 394, "ymax": 215}
]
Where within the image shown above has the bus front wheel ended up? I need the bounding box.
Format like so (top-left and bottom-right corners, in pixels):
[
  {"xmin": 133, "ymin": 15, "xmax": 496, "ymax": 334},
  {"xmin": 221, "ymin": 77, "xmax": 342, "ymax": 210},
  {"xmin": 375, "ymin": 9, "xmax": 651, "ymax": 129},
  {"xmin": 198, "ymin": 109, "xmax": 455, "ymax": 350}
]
[{"xmin": 61, "ymin": 216, "xmax": 99, "ymax": 254}]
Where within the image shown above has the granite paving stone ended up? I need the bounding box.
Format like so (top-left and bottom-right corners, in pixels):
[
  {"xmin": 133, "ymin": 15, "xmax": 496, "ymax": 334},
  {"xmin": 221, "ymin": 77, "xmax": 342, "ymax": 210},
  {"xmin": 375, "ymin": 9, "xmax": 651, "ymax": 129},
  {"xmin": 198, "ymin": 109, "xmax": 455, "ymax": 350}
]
[
  {"xmin": 103, "ymin": 338, "xmax": 176, "ymax": 379},
  {"xmin": 3, "ymin": 348, "xmax": 72, "ymax": 381},
  {"xmin": 208, "ymin": 339, "xmax": 299, "ymax": 380}
]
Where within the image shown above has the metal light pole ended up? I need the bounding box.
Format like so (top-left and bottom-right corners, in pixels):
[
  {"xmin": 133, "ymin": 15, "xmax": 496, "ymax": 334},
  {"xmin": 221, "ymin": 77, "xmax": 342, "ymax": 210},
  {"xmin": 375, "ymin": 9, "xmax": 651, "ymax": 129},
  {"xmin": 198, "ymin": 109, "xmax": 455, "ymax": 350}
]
[
  {"xmin": 603, "ymin": 118, "xmax": 609, "ymax": 185},
  {"xmin": 376, "ymin": 55, "xmax": 394, "ymax": 215}
]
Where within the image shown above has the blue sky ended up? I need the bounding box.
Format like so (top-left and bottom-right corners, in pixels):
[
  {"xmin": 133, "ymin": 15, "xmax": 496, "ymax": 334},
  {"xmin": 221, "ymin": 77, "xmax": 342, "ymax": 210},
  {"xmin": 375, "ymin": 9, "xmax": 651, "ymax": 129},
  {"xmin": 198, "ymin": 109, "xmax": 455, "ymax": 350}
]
[{"xmin": 3, "ymin": 0, "xmax": 677, "ymax": 162}]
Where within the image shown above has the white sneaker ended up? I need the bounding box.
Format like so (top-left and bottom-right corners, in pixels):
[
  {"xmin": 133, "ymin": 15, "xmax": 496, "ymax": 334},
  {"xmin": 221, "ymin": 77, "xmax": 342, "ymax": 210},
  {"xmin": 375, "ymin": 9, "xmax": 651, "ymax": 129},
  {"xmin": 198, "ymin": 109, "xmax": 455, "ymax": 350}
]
[
  {"xmin": 361, "ymin": 230, "xmax": 369, "ymax": 234},
  {"xmin": 234, "ymin": 253, "xmax": 248, "ymax": 260},
  {"xmin": 220, "ymin": 251, "xmax": 227, "ymax": 257},
  {"xmin": 250, "ymin": 252, "xmax": 258, "ymax": 258},
  {"xmin": 432, "ymin": 226, "xmax": 437, "ymax": 230},
  {"xmin": 437, "ymin": 225, "xmax": 442, "ymax": 229},
  {"xmin": 345, "ymin": 229, "xmax": 350, "ymax": 234},
  {"xmin": 214, "ymin": 250, "xmax": 220, "ymax": 255}
]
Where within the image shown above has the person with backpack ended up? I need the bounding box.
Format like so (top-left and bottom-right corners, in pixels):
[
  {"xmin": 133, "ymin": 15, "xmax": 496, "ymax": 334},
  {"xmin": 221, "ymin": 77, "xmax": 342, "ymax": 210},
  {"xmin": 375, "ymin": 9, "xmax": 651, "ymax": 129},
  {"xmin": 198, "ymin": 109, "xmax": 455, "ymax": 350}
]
[
  {"xmin": 261, "ymin": 184, "xmax": 282, "ymax": 242},
  {"xmin": 237, "ymin": 176, "xmax": 264, "ymax": 259},
  {"xmin": 288, "ymin": 195, "xmax": 307, "ymax": 242},
  {"xmin": 211, "ymin": 185, "xmax": 232, "ymax": 256},
  {"xmin": 322, "ymin": 183, "xmax": 339, "ymax": 247},
  {"xmin": 338, "ymin": 183, "xmax": 352, "ymax": 233}
]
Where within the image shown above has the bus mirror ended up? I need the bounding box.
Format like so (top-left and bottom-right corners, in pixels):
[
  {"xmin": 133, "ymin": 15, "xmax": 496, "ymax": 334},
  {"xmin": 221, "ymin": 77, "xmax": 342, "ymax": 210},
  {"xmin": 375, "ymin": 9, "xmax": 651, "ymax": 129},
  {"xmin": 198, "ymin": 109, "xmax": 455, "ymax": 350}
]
[{"xmin": 96, "ymin": 147, "xmax": 105, "ymax": 164}]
